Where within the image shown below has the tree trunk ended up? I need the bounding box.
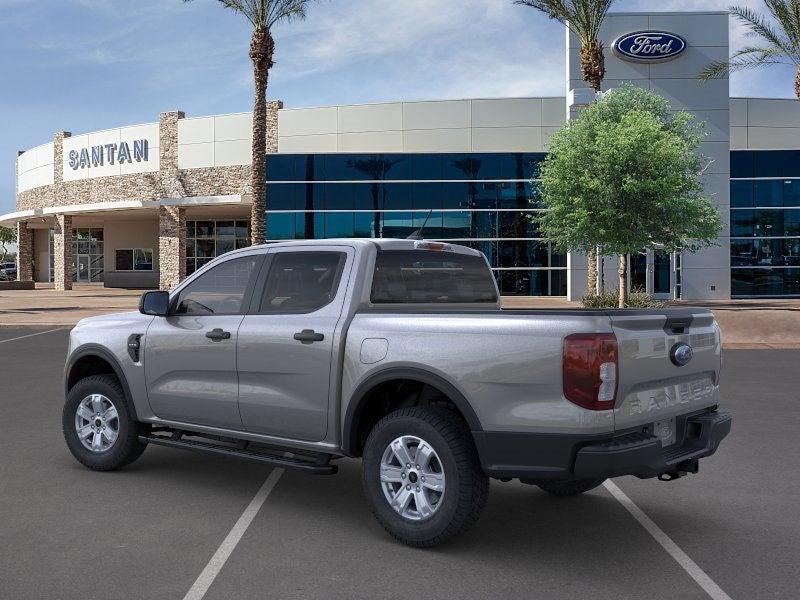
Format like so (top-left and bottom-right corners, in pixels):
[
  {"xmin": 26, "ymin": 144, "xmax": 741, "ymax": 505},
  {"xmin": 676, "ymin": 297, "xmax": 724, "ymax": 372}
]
[
  {"xmin": 618, "ymin": 254, "xmax": 627, "ymax": 309},
  {"xmin": 796, "ymin": 67, "xmax": 800, "ymax": 102},
  {"xmin": 581, "ymin": 39, "xmax": 604, "ymax": 295},
  {"xmin": 249, "ymin": 29, "xmax": 275, "ymax": 246},
  {"xmin": 580, "ymin": 40, "xmax": 605, "ymax": 93},
  {"xmin": 587, "ymin": 247, "xmax": 597, "ymax": 297}
]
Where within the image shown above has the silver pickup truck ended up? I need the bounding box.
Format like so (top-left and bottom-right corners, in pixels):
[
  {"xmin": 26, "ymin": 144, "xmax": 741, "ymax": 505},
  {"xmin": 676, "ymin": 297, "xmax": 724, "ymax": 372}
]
[{"xmin": 63, "ymin": 239, "xmax": 731, "ymax": 546}]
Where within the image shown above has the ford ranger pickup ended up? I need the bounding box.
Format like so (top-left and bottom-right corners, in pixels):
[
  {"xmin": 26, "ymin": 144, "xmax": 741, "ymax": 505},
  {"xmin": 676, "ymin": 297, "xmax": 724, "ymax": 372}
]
[{"xmin": 63, "ymin": 239, "xmax": 731, "ymax": 547}]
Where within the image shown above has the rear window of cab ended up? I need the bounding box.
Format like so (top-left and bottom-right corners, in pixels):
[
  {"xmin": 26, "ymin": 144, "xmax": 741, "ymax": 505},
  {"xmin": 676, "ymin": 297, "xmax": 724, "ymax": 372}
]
[{"xmin": 371, "ymin": 250, "xmax": 498, "ymax": 304}]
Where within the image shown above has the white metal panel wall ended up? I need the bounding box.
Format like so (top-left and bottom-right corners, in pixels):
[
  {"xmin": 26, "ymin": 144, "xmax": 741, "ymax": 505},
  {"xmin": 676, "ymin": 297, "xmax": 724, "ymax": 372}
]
[
  {"xmin": 276, "ymin": 98, "xmax": 560, "ymax": 154},
  {"xmin": 730, "ymin": 98, "xmax": 800, "ymax": 150},
  {"xmin": 178, "ymin": 113, "xmax": 252, "ymax": 169},
  {"xmin": 17, "ymin": 142, "xmax": 55, "ymax": 193}
]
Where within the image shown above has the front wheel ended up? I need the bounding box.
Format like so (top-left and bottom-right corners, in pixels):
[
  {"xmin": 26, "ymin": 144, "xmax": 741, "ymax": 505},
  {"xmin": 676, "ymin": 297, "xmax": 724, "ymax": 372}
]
[
  {"xmin": 362, "ymin": 407, "xmax": 489, "ymax": 547},
  {"xmin": 62, "ymin": 374, "xmax": 148, "ymax": 471}
]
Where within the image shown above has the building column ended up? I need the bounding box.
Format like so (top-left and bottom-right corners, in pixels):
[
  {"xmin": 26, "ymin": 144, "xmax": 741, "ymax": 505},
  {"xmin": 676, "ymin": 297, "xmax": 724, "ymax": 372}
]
[
  {"xmin": 53, "ymin": 214, "xmax": 73, "ymax": 291},
  {"xmin": 159, "ymin": 205, "xmax": 185, "ymax": 291},
  {"xmin": 16, "ymin": 221, "xmax": 33, "ymax": 282}
]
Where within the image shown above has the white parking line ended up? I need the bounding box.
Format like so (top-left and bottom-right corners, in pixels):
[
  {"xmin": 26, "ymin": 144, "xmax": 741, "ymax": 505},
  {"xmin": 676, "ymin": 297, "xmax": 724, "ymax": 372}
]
[
  {"xmin": 0, "ymin": 328, "xmax": 64, "ymax": 344},
  {"xmin": 604, "ymin": 480, "xmax": 732, "ymax": 600},
  {"xmin": 183, "ymin": 468, "xmax": 285, "ymax": 600}
]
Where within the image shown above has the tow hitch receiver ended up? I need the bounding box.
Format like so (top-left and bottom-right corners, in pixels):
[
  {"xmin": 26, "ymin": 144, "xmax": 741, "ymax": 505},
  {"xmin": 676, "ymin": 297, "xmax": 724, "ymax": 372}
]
[{"xmin": 658, "ymin": 459, "xmax": 699, "ymax": 481}]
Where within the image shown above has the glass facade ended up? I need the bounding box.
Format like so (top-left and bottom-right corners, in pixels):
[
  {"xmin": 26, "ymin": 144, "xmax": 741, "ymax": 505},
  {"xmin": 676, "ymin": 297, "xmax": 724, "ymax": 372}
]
[
  {"xmin": 186, "ymin": 220, "xmax": 251, "ymax": 275},
  {"xmin": 264, "ymin": 153, "xmax": 567, "ymax": 296},
  {"xmin": 731, "ymin": 151, "xmax": 800, "ymax": 297}
]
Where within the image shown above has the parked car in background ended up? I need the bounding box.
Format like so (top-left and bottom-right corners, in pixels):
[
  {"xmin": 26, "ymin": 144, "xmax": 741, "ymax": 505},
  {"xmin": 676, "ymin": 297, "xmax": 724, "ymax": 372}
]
[
  {"xmin": 0, "ymin": 262, "xmax": 16, "ymax": 281},
  {"xmin": 62, "ymin": 239, "xmax": 731, "ymax": 547}
]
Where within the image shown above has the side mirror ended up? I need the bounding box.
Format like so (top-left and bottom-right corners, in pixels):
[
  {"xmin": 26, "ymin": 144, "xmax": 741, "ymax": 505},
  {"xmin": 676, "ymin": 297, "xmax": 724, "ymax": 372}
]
[{"xmin": 139, "ymin": 290, "xmax": 170, "ymax": 317}]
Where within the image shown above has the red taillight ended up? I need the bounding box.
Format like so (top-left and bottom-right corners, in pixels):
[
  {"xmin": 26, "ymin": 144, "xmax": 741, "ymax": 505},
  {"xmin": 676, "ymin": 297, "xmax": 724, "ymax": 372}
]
[{"xmin": 563, "ymin": 333, "xmax": 618, "ymax": 411}]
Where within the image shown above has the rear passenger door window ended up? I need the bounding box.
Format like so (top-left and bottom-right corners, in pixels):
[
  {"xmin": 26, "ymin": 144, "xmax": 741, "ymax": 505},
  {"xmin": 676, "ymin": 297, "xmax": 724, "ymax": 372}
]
[{"xmin": 257, "ymin": 251, "xmax": 347, "ymax": 314}]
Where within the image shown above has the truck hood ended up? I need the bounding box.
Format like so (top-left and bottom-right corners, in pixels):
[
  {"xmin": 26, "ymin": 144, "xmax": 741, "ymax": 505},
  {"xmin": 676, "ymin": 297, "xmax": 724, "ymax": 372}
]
[{"xmin": 73, "ymin": 311, "xmax": 152, "ymax": 330}]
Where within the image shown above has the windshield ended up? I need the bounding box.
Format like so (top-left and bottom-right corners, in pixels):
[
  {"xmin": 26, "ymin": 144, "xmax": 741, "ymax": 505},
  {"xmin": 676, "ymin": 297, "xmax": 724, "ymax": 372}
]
[{"xmin": 371, "ymin": 250, "xmax": 498, "ymax": 304}]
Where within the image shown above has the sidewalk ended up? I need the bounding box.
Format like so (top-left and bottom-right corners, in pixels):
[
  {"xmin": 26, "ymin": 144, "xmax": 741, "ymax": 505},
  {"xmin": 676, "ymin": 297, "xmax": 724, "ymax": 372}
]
[
  {"xmin": 1, "ymin": 285, "xmax": 797, "ymax": 348},
  {"xmin": 0, "ymin": 283, "xmax": 143, "ymax": 326}
]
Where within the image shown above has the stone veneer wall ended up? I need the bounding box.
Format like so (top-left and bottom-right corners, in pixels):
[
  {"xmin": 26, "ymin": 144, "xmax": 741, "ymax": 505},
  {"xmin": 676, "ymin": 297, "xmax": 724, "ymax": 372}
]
[
  {"xmin": 15, "ymin": 222, "xmax": 33, "ymax": 281},
  {"xmin": 15, "ymin": 102, "xmax": 282, "ymax": 287},
  {"xmin": 16, "ymin": 102, "xmax": 283, "ymax": 212},
  {"xmin": 158, "ymin": 206, "xmax": 186, "ymax": 290},
  {"xmin": 53, "ymin": 214, "xmax": 73, "ymax": 291}
]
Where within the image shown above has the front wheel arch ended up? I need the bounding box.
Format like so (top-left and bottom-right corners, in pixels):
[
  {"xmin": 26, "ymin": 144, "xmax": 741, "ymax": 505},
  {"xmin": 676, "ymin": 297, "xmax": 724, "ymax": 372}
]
[{"xmin": 65, "ymin": 345, "xmax": 139, "ymax": 422}]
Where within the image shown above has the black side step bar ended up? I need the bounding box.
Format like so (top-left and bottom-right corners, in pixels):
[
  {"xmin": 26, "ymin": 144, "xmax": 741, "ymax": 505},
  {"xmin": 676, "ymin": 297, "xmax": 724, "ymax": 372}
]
[{"xmin": 139, "ymin": 434, "xmax": 338, "ymax": 475}]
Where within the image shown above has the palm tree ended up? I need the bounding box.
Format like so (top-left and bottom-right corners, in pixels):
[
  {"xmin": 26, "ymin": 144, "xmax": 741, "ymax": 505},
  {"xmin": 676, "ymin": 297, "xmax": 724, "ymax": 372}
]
[
  {"xmin": 515, "ymin": 0, "xmax": 616, "ymax": 295},
  {"xmin": 184, "ymin": 0, "xmax": 316, "ymax": 245},
  {"xmin": 699, "ymin": 2, "xmax": 800, "ymax": 101}
]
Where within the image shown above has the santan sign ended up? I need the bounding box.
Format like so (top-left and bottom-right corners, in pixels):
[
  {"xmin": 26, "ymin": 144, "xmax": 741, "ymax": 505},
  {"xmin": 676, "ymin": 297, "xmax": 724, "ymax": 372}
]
[
  {"xmin": 68, "ymin": 139, "xmax": 149, "ymax": 170},
  {"xmin": 613, "ymin": 31, "xmax": 687, "ymax": 62}
]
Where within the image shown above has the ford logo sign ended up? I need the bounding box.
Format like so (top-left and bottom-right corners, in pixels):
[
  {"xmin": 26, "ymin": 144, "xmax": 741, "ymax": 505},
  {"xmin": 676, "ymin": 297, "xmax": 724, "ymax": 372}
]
[
  {"xmin": 613, "ymin": 31, "xmax": 687, "ymax": 63},
  {"xmin": 670, "ymin": 343, "xmax": 694, "ymax": 367}
]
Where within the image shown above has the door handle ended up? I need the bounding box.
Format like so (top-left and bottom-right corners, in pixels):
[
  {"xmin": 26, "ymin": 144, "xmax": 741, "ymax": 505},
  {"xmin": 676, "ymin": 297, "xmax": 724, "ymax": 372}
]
[
  {"xmin": 205, "ymin": 328, "xmax": 231, "ymax": 341},
  {"xmin": 293, "ymin": 329, "xmax": 325, "ymax": 343}
]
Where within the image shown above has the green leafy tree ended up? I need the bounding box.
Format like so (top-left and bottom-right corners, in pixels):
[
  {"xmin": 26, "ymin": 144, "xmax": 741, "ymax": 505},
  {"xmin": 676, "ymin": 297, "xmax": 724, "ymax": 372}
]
[
  {"xmin": 699, "ymin": 2, "xmax": 800, "ymax": 100},
  {"xmin": 183, "ymin": 0, "xmax": 317, "ymax": 245},
  {"xmin": 536, "ymin": 85, "xmax": 722, "ymax": 308},
  {"xmin": 515, "ymin": 0, "xmax": 616, "ymax": 294},
  {"xmin": 0, "ymin": 226, "xmax": 15, "ymax": 263}
]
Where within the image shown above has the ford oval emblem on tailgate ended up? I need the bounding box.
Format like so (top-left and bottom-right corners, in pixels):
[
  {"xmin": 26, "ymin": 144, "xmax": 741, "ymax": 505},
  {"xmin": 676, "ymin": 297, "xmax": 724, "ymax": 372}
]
[{"xmin": 670, "ymin": 342, "xmax": 694, "ymax": 367}]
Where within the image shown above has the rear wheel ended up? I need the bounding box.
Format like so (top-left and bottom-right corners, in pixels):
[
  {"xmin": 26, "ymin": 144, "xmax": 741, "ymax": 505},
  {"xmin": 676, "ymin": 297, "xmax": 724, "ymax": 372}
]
[
  {"xmin": 62, "ymin": 374, "xmax": 148, "ymax": 471},
  {"xmin": 534, "ymin": 478, "xmax": 605, "ymax": 497},
  {"xmin": 362, "ymin": 407, "xmax": 489, "ymax": 547}
]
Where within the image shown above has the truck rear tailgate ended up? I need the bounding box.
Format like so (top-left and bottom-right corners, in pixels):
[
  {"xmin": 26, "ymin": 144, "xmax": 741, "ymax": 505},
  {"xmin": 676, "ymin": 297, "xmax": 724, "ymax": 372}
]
[{"xmin": 609, "ymin": 310, "xmax": 721, "ymax": 432}]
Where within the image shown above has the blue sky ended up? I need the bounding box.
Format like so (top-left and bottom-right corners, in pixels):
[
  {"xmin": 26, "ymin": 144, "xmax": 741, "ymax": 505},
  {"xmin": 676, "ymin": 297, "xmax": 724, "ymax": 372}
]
[{"xmin": 1, "ymin": 0, "xmax": 797, "ymax": 215}]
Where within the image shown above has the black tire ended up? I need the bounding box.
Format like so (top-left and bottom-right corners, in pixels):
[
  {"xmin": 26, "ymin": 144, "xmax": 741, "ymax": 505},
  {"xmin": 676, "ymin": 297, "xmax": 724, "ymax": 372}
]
[
  {"xmin": 362, "ymin": 407, "xmax": 489, "ymax": 548},
  {"xmin": 62, "ymin": 374, "xmax": 148, "ymax": 471},
  {"xmin": 534, "ymin": 478, "xmax": 605, "ymax": 497}
]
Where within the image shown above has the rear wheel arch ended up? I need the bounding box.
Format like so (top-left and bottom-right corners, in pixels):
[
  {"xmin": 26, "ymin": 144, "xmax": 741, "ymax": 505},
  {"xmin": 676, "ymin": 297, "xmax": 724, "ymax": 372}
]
[
  {"xmin": 342, "ymin": 367, "xmax": 482, "ymax": 457},
  {"xmin": 65, "ymin": 345, "xmax": 138, "ymax": 422}
]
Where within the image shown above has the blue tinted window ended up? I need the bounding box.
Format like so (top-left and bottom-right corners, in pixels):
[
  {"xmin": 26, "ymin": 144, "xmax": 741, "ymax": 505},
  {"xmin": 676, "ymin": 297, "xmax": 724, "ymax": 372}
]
[
  {"xmin": 411, "ymin": 155, "xmax": 442, "ymax": 180},
  {"xmin": 354, "ymin": 213, "xmax": 376, "ymax": 237},
  {"xmin": 382, "ymin": 183, "xmax": 414, "ymax": 210},
  {"xmin": 781, "ymin": 150, "xmax": 800, "ymax": 177},
  {"xmin": 324, "ymin": 213, "xmax": 354, "ymax": 237},
  {"xmin": 754, "ymin": 151, "xmax": 783, "ymax": 177},
  {"xmin": 324, "ymin": 183, "xmax": 353, "ymax": 210},
  {"xmin": 267, "ymin": 184, "xmax": 298, "ymax": 210},
  {"xmin": 754, "ymin": 180, "xmax": 783, "ymax": 207},
  {"xmin": 783, "ymin": 180, "xmax": 800, "ymax": 207},
  {"xmin": 441, "ymin": 212, "xmax": 473, "ymax": 238},
  {"xmin": 381, "ymin": 212, "xmax": 415, "ymax": 238},
  {"xmin": 444, "ymin": 155, "xmax": 486, "ymax": 180},
  {"xmin": 266, "ymin": 213, "xmax": 295, "ymax": 240},
  {"xmin": 441, "ymin": 183, "xmax": 470, "ymax": 209},
  {"xmin": 411, "ymin": 182, "xmax": 442, "ymax": 210},
  {"xmin": 731, "ymin": 239, "xmax": 800, "ymax": 267},
  {"xmin": 353, "ymin": 183, "xmax": 379, "ymax": 211},
  {"xmin": 266, "ymin": 155, "xmax": 296, "ymax": 181},
  {"xmin": 730, "ymin": 181, "xmax": 753, "ymax": 208},
  {"xmin": 730, "ymin": 151, "xmax": 754, "ymax": 178},
  {"xmin": 732, "ymin": 268, "xmax": 800, "ymax": 296}
]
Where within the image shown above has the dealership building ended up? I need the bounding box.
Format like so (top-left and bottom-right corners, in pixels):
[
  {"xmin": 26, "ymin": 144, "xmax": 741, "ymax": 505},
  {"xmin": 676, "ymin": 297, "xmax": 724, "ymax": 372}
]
[{"xmin": 4, "ymin": 10, "xmax": 800, "ymax": 300}]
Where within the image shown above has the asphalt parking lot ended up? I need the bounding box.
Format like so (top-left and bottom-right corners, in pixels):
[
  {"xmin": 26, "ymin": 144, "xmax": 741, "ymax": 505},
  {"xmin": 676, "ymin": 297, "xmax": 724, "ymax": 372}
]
[{"xmin": 1, "ymin": 327, "xmax": 798, "ymax": 599}]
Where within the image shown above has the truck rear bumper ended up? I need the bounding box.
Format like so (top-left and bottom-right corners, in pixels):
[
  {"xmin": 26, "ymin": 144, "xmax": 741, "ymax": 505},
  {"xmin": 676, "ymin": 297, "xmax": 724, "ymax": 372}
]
[{"xmin": 474, "ymin": 409, "xmax": 732, "ymax": 481}]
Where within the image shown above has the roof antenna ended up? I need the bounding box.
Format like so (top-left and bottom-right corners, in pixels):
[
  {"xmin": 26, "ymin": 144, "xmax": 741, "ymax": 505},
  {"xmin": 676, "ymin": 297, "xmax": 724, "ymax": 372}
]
[{"xmin": 406, "ymin": 209, "xmax": 433, "ymax": 240}]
